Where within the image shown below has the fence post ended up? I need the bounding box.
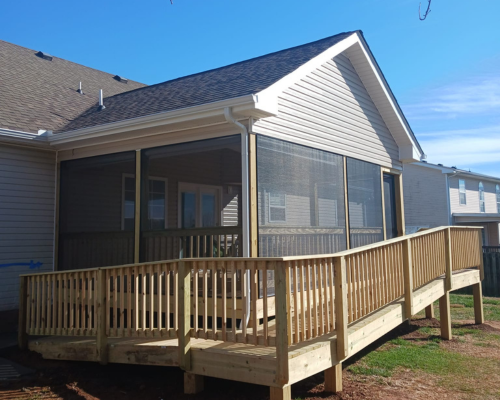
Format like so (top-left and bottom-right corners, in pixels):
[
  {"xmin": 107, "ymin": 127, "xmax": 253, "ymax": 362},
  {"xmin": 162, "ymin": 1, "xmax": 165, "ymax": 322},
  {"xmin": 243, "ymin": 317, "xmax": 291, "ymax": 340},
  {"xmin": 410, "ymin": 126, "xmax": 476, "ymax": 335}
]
[
  {"xmin": 275, "ymin": 260, "xmax": 290, "ymax": 386},
  {"xmin": 18, "ymin": 276, "xmax": 28, "ymax": 350},
  {"xmin": 478, "ymin": 229, "xmax": 484, "ymax": 281},
  {"xmin": 402, "ymin": 239, "xmax": 413, "ymax": 319},
  {"xmin": 334, "ymin": 256, "xmax": 348, "ymax": 360},
  {"xmin": 96, "ymin": 269, "xmax": 108, "ymax": 365},
  {"xmin": 178, "ymin": 260, "xmax": 192, "ymax": 371},
  {"xmin": 444, "ymin": 228, "xmax": 453, "ymax": 291}
]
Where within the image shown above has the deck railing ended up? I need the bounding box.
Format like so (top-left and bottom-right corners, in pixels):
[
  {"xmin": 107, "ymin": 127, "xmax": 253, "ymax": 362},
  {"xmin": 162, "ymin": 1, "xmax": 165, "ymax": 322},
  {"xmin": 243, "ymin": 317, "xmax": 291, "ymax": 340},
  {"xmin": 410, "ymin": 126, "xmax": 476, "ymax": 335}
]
[{"xmin": 20, "ymin": 226, "xmax": 483, "ymax": 375}]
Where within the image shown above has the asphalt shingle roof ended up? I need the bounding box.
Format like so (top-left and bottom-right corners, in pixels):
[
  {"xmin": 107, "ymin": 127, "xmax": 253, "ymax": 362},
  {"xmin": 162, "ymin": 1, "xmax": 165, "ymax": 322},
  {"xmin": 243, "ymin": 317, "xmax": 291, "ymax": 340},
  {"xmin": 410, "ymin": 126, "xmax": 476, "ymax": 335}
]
[
  {"xmin": 0, "ymin": 40, "xmax": 145, "ymax": 133},
  {"xmin": 58, "ymin": 31, "xmax": 356, "ymax": 133}
]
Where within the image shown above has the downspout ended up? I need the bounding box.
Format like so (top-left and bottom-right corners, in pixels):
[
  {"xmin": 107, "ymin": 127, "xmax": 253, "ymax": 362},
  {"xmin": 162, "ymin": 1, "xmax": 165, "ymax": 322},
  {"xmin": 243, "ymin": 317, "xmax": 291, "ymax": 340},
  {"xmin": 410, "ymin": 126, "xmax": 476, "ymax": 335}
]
[{"xmin": 224, "ymin": 107, "xmax": 251, "ymax": 328}]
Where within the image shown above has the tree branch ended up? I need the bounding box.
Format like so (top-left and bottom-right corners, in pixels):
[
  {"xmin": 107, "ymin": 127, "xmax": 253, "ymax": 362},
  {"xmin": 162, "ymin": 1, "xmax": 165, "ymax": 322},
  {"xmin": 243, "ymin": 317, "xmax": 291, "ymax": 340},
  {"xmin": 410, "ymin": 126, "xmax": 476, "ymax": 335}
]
[{"xmin": 419, "ymin": 0, "xmax": 432, "ymax": 20}]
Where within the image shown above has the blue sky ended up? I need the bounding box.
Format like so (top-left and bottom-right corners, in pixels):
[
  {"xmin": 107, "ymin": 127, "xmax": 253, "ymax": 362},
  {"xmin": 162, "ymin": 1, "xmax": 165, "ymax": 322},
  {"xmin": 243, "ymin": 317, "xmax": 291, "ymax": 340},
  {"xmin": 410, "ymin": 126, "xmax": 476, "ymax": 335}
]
[{"xmin": 2, "ymin": 0, "xmax": 499, "ymax": 175}]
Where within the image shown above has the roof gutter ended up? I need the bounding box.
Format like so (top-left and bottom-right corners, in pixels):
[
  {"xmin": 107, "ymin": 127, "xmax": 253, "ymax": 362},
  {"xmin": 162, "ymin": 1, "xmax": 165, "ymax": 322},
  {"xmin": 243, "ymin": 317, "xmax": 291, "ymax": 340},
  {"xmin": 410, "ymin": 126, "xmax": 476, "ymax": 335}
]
[
  {"xmin": 224, "ymin": 107, "xmax": 251, "ymax": 329},
  {"xmin": 0, "ymin": 127, "xmax": 54, "ymax": 150},
  {"xmin": 49, "ymin": 94, "xmax": 276, "ymax": 149}
]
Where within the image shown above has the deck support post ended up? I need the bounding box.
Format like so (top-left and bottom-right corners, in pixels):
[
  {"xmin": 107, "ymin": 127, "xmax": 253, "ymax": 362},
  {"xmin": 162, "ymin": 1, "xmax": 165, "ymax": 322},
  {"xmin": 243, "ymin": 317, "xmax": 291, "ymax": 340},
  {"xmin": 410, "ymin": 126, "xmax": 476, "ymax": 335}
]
[
  {"xmin": 270, "ymin": 386, "xmax": 291, "ymax": 400},
  {"xmin": 178, "ymin": 260, "xmax": 192, "ymax": 371},
  {"xmin": 18, "ymin": 276, "xmax": 28, "ymax": 350},
  {"xmin": 184, "ymin": 372, "xmax": 204, "ymax": 394},
  {"xmin": 324, "ymin": 363, "xmax": 343, "ymax": 393},
  {"xmin": 425, "ymin": 304, "xmax": 435, "ymax": 319},
  {"xmin": 96, "ymin": 268, "xmax": 108, "ymax": 364},
  {"xmin": 439, "ymin": 292, "xmax": 452, "ymax": 340},
  {"xmin": 334, "ymin": 257, "xmax": 348, "ymax": 360},
  {"xmin": 402, "ymin": 239, "xmax": 413, "ymax": 319},
  {"xmin": 472, "ymin": 283, "xmax": 484, "ymax": 324}
]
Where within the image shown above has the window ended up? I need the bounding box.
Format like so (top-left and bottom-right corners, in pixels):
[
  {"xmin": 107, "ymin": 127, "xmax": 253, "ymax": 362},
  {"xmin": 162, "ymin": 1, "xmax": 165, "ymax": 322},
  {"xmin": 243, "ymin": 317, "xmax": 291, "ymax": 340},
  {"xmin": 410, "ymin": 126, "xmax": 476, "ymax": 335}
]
[
  {"xmin": 268, "ymin": 192, "xmax": 286, "ymax": 222},
  {"xmin": 459, "ymin": 179, "xmax": 466, "ymax": 205},
  {"xmin": 496, "ymin": 185, "xmax": 500, "ymax": 213},
  {"xmin": 479, "ymin": 182, "xmax": 485, "ymax": 213},
  {"xmin": 122, "ymin": 175, "xmax": 168, "ymax": 231}
]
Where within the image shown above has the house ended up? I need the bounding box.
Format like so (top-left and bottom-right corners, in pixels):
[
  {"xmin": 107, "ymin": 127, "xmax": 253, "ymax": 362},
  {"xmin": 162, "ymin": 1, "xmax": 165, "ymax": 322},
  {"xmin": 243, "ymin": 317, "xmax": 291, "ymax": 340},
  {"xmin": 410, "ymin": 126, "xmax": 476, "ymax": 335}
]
[
  {"xmin": 404, "ymin": 161, "xmax": 500, "ymax": 246},
  {"xmin": 0, "ymin": 39, "xmax": 145, "ymax": 325},
  {"xmin": 3, "ymin": 32, "xmax": 485, "ymax": 400}
]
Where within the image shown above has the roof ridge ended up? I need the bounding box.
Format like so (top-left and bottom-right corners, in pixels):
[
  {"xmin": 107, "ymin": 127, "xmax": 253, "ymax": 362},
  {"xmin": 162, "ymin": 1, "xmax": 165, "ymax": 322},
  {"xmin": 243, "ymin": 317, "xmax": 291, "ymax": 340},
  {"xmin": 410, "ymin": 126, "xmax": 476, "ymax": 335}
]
[
  {"xmin": 102, "ymin": 31, "xmax": 359, "ymax": 101},
  {"xmin": 0, "ymin": 39, "xmax": 146, "ymax": 87}
]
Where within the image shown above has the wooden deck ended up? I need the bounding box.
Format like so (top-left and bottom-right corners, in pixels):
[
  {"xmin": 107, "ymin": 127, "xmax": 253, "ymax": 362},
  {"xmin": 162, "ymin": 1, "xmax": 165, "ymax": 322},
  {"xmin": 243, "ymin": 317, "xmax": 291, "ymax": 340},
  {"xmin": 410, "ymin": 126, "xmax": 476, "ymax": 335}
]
[{"xmin": 20, "ymin": 226, "xmax": 485, "ymax": 400}]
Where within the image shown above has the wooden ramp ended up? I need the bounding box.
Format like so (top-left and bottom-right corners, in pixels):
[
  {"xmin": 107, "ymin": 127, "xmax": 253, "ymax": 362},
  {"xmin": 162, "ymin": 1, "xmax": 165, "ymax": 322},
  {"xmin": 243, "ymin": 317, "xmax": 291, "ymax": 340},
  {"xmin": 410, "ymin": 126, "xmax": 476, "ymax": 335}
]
[{"xmin": 21, "ymin": 226, "xmax": 486, "ymax": 400}]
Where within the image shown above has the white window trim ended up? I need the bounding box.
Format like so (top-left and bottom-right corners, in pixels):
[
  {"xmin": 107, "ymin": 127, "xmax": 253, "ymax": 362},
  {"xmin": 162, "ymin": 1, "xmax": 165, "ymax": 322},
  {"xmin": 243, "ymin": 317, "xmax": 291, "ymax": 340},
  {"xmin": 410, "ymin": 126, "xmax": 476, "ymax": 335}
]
[
  {"xmin": 268, "ymin": 192, "xmax": 287, "ymax": 223},
  {"xmin": 459, "ymin": 179, "xmax": 467, "ymax": 206},
  {"xmin": 121, "ymin": 174, "xmax": 168, "ymax": 230},
  {"xmin": 479, "ymin": 181, "xmax": 485, "ymax": 213},
  {"xmin": 496, "ymin": 184, "xmax": 500, "ymax": 214},
  {"xmin": 177, "ymin": 182, "xmax": 223, "ymax": 228}
]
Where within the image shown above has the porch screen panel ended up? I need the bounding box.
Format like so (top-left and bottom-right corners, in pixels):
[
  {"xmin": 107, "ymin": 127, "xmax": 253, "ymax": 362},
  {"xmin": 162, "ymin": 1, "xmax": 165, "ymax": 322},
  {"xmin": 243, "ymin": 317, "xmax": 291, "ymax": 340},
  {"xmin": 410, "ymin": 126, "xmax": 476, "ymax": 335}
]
[
  {"xmin": 58, "ymin": 152, "xmax": 136, "ymax": 270},
  {"xmin": 257, "ymin": 135, "xmax": 347, "ymax": 258},
  {"xmin": 139, "ymin": 135, "xmax": 242, "ymax": 263},
  {"xmin": 346, "ymin": 158, "xmax": 384, "ymax": 248}
]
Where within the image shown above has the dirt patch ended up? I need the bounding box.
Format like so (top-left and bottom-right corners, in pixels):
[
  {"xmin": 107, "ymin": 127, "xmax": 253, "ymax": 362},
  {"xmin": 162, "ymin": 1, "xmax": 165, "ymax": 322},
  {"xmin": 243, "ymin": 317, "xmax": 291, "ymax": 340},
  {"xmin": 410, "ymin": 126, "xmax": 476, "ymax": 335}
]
[
  {"xmin": 457, "ymin": 320, "xmax": 500, "ymax": 333},
  {"xmin": 410, "ymin": 317, "xmax": 441, "ymax": 328}
]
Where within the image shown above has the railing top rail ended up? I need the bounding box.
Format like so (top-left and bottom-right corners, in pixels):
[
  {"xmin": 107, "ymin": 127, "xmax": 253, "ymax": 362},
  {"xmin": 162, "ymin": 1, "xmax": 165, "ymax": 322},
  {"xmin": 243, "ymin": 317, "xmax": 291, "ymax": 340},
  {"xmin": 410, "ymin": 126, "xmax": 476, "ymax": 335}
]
[{"xmin": 280, "ymin": 225, "xmax": 482, "ymax": 261}]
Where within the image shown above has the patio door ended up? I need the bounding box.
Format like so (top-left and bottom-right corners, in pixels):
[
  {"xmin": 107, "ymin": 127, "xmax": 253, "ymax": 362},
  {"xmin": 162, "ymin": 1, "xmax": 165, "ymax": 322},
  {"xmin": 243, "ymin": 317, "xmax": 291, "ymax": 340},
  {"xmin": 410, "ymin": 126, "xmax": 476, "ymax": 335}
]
[
  {"xmin": 383, "ymin": 173, "xmax": 398, "ymax": 239},
  {"xmin": 179, "ymin": 183, "xmax": 221, "ymax": 229}
]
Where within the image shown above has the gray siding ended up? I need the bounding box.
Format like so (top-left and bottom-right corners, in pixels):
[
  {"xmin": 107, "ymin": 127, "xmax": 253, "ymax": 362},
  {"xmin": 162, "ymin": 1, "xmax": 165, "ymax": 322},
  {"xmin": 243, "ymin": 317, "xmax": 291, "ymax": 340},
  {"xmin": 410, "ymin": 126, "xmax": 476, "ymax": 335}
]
[
  {"xmin": 403, "ymin": 164, "xmax": 449, "ymax": 230},
  {"xmin": 0, "ymin": 144, "xmax": 56, "ymax": 312},
  {"xmin": 449, "ymin": 176, "xmax": 499, "ymax": 214},
  {"xmin": 253, "ymin": 52, "xmax": 401, "ymax": 169}
]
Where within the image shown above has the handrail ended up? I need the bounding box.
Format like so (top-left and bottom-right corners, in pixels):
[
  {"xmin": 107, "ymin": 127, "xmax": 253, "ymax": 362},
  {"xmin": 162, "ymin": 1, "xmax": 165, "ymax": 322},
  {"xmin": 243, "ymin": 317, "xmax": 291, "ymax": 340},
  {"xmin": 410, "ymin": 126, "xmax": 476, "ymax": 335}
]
[{"xmin": 19, "ymin": 225, "xmax": 484, "ymax": 379}]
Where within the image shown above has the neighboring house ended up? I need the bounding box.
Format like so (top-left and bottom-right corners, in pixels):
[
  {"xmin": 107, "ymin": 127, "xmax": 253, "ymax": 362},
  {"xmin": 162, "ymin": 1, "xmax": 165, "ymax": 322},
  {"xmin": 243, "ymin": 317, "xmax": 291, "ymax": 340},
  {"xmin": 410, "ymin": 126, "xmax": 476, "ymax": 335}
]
[
  {"xmin": 404, "ymin": 161, "xmax": 500, "ymax": 246},
  {"xmin": 0, "ymin": 31, "xmax": 423, "ymax": 325},
  {"xmin": 0, "ymin": 39, "xmax": 145, "ymax": 323}
]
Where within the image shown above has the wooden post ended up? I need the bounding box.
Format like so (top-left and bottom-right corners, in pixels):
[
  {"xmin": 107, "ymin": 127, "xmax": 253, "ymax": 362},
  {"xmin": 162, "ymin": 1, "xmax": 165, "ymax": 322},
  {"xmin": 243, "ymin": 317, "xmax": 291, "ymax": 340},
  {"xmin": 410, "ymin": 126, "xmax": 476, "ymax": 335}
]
[
  {"xmin": 343, "ymin": 157, "xmax": 350, "ymax": 249},
  {"xmin": 18, "ymin": 276, "xmax": 28, "ymax": 350},
  {"xmin": 270, "ymin": 386, "xmax": 291, "ymax": 400},
  {"xmin": 380, "ymin": 170, "xmax": 387, "ymax": 241},
  {"xmin": 134, "ymin": 150, "xmax": 141, "ymax": 264},
  {"xmin": 439, "ymin": 292, "xmax": 452, "ymax": 340},
  {"xmin": 444, "ymin": 228, "xmax": 453, "ymax": 291},
  {"xmin": 96, "ymin": 269, "xmax": 108, "ymax": 364},
  {"xmin": 275, "ymin": 261, "xmax": 290, "ymax": 386},
  {"xmin": 324, "ymin": 363, "xmax": 343, "ymax": 393},
  {"xmin": 472, "ymin": 283, "xmax": 484, "ymax": 325},
  {"xmin": 54, "ymin": 162, "xmax": 60, "ymax": 271},
  {"xmin": 395, "ymin": 172, "xmax": 405, "ymax": 237},
  {"xmin": 334, "ymin": 257, "xmax": 348, "ymax": 360},
  {"xmin": 178, "ymin": 260, "xmax": 192, "ymax": 371},
  {"xmin": 478, "ymin": 229, "xmax": 484, "ymax": 280},
  {"xmin": 402, "ymin": 239, "xmax": 413, "ymax": 319},
  {"xmin": 425, "ymin": 304, "xmax": 435, "ymax": 319},
  {"xmin": 184, "ymin": 372, "xmax": 204, "ymax": 394}
]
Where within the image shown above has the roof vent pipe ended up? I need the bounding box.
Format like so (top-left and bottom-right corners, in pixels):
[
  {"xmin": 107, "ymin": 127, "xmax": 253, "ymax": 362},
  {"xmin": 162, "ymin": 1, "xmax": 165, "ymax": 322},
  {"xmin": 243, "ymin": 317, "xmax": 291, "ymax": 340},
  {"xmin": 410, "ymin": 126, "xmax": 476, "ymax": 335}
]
[
  {"xmin": 98, "ymin": 89, "xmax": 105, "ymax": 110},
  {"xmin": 77, "ymin": 82, "xmax": 83, "ymax": 94}
]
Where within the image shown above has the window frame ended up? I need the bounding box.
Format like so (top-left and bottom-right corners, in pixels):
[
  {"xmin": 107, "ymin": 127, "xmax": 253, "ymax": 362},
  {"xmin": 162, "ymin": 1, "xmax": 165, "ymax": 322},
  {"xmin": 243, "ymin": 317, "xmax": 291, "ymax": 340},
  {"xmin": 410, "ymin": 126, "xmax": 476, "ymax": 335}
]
[
  {"xmin": 121, "ymin": 174, "xmax": 168, "ymax": 231},
  {"xmin": 479, "ymin": 181, "xmax": 485, "ymax": 213},
  {"xmin": 496, "ymin": 184, "xmax": 500, "ymax": 214},
  {"xmin": 268, "ymin": 192, "xmax": 287, "ymax": 223},
  {"xmin": 459, "ymin": 179, "xmax": 467, "ymax": 206}
]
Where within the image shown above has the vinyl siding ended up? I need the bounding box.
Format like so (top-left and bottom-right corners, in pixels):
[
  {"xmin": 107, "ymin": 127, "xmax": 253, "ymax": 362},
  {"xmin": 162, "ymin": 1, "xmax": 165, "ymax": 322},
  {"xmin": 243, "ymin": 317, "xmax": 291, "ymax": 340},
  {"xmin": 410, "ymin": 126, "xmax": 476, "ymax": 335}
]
[
  {"xmin": 0, "ymin": 144, "xmax": 56, "ymax": 312},
  {"xmin": 253, "ymin": 52, "xmax": 401, "ymax": 169},
  {"xmin": 449, "ymin": 176, "xmax": 499, "ymax": 214},
  {"xmin": 403, "ymin": 164, "xmax": 449, "ymax": 230}
]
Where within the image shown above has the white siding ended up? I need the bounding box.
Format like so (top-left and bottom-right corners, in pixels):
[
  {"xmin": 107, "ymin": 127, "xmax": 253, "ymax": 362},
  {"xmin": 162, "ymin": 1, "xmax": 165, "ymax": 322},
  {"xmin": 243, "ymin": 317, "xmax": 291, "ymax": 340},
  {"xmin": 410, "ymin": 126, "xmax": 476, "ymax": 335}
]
[
  {"xmin": 403, "ymin": 164, "xmax": 449, "ymax": 229},
  {"xmin": 253, "ymin": 52, "xmax": 401, "ymax": 169},
  {"xmin": 449, "ymin": 176, "xmax": 498, "ymax": 214},
  {"xmin": 0, "ymin": 144, "xmax": 56, "ymax": 312}
]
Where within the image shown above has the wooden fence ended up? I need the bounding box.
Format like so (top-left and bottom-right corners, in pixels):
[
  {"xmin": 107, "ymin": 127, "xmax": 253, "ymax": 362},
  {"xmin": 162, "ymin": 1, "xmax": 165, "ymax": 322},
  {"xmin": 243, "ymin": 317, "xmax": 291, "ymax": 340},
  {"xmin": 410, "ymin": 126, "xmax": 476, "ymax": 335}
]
[{"xmin": 20, "ymin": 226, "xmax": 483, "ymax": 374}]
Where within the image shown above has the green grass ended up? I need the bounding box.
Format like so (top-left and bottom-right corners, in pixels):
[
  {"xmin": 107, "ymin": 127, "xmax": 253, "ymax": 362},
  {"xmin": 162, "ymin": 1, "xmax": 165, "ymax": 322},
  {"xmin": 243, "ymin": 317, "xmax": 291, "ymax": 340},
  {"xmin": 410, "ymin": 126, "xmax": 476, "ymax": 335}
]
[{"xmin": 348, "ymin": 337, "xmax": 469, "ymax": 378}]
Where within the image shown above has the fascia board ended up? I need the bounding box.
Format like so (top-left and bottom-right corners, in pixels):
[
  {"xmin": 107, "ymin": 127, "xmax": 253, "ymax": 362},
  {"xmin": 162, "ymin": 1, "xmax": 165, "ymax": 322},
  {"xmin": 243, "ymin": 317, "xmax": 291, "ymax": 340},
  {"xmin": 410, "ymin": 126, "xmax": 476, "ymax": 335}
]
[{"xmin": 353, "ymin": 34, "xmax": 423, "ymax": 157}]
